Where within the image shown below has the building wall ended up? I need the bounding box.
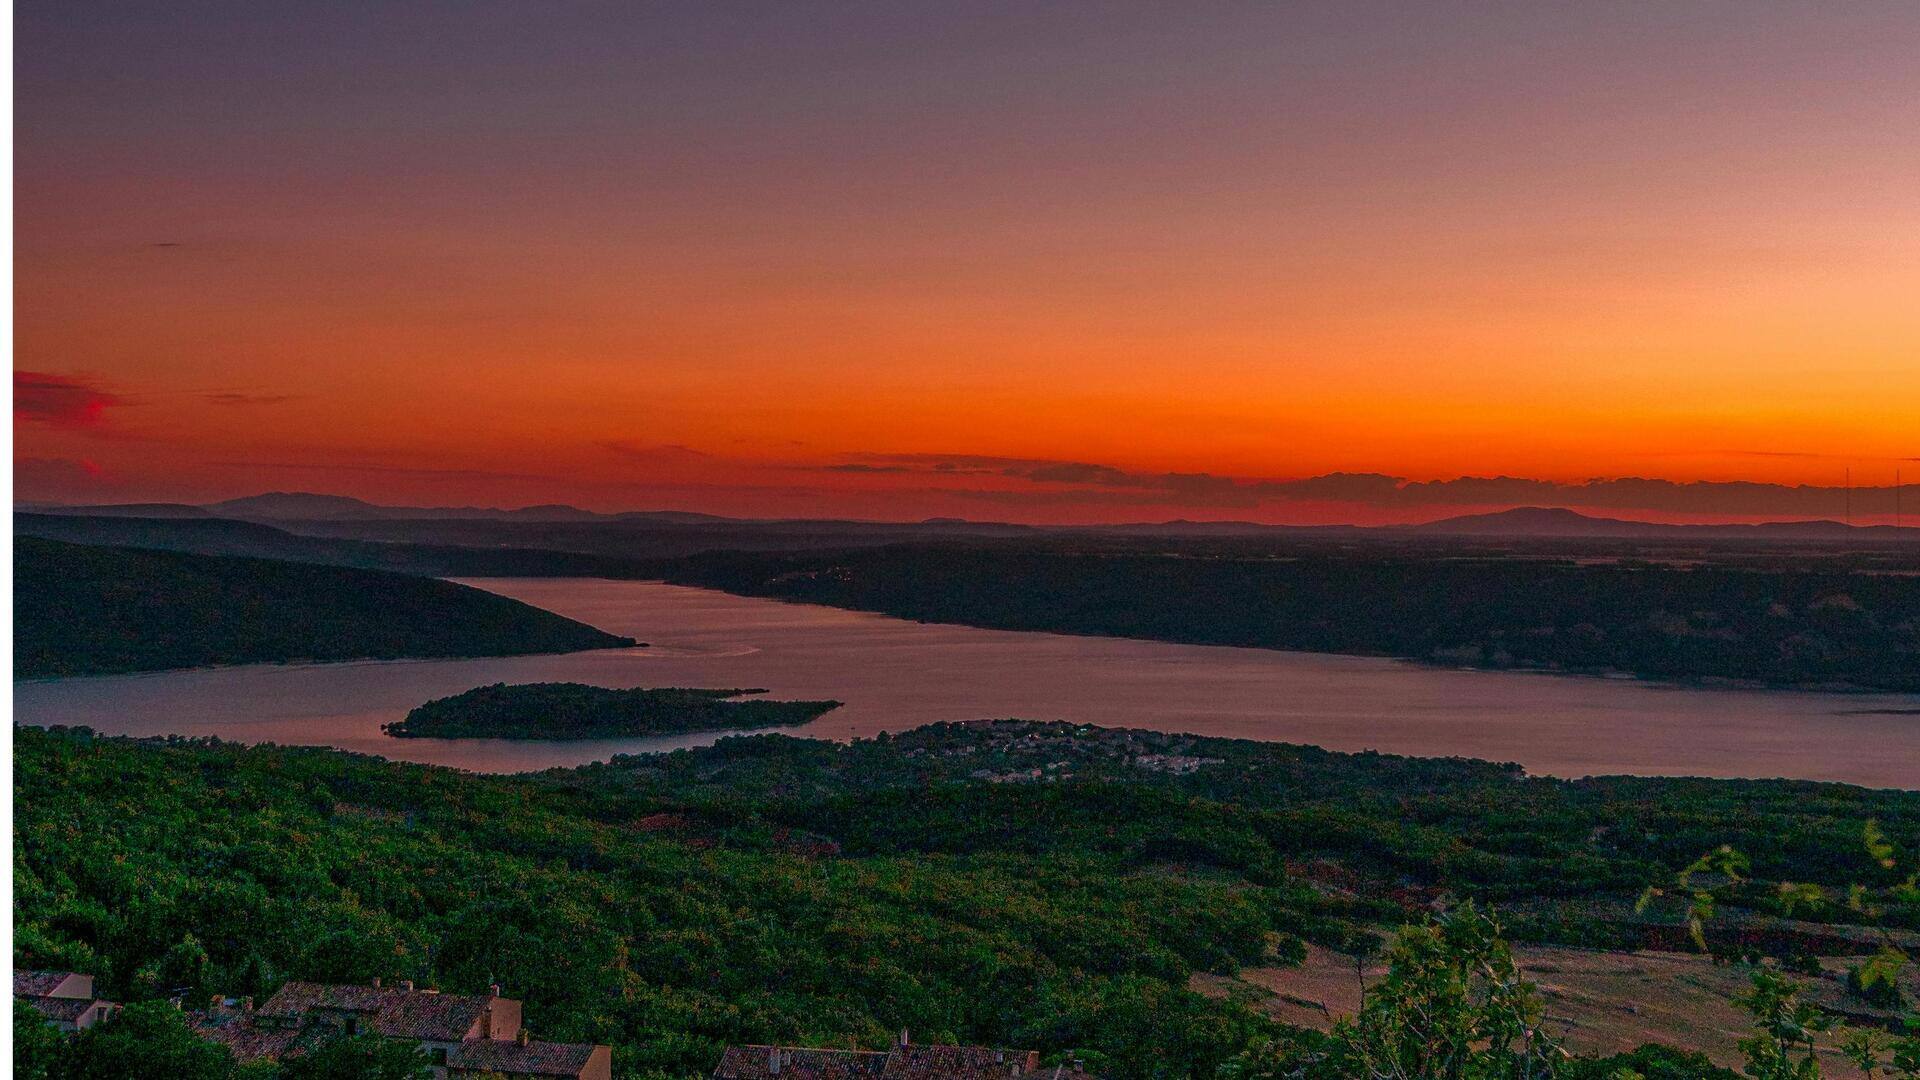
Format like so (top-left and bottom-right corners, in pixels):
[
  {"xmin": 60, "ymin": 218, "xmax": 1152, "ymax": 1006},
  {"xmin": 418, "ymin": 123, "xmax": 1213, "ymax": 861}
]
[
  {"xmin": 420, "ymin": 1038, "xmax": 463, "ymax": 1080},
  {"xmin": 484, "ymin": 997, "xmax": 522, "ymax": 1040}
]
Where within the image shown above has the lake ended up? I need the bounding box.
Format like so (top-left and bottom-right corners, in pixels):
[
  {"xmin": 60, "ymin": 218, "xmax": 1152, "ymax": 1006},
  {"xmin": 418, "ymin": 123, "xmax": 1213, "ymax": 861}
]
[{"xmin": 15, "ymin": 578, "xmax": 1920, "ymax": 787}]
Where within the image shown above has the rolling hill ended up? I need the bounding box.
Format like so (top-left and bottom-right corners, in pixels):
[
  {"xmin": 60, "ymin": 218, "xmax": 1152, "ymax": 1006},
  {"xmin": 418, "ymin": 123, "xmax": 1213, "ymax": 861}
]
[{"xmin": 14, "ymin": 538, "xmax": 637, "ymax": 678}]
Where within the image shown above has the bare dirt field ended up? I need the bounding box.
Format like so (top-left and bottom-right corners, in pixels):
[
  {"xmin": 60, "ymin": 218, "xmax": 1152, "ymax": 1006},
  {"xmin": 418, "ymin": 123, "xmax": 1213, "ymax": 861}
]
[{"xmin": 1193, "ymin": 944, "xmax": 1915, "ymax": 1076}]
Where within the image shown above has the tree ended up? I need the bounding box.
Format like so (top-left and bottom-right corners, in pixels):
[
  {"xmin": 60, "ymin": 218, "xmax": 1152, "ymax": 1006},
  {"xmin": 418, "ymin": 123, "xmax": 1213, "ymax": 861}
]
[
  {"xmin": 14, "ymin": 999, "xmax": 67, "ymax": 1080},
  {"xmin": 1645, "ymin": 822, "xmax": 1920, "ymax": 1079},
  {"xmin": 1735, "ymin": 971, "xmax": 1829, "ymax": 1080},
  {"xmin": 1561, "ymin": 1044, "xmax": 1738, "ymax": 1080},
  {"xmin": 1222, "ymin": 905, "xmax": 1563, "ymax": 1080},
  {"xmin": 278, "ymin": 1034, "xmax": 431, "ymax": 1080},
  {"xmin": 1329, "ymin": 905, "xmax": 1561, "ymax": 1080},
  {"xmin": 63, "ymin": 1001, "xmax": 240, "ymax": 1080},
  {"xmin": 135, "ymin": 933, "xmax": 214, "ymax": 999}
]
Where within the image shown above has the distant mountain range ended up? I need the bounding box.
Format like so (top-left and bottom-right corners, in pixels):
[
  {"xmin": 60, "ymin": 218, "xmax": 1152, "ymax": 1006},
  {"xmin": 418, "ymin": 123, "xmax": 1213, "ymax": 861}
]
[
  {"xmin": 20, "ymin": 492, "xmax": 739, "ymax": 524},
  {"xmin": 1401, "ymin": 505, "xmax": 1915, "ymax": 539},
  {"xmin": 18, "ymin": 491, "xmax": 1918, "ymax": 540},
  {"xmin": 208, "ymin": 492, "xmax": 739, "ymax": 524},
  {"xmin": 16, "ymin": 501, "xmax": 217, "ymax": 519}
]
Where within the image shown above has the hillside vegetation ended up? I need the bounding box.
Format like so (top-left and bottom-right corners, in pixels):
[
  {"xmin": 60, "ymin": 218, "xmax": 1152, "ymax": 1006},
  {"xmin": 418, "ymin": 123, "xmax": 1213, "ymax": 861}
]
[
  {"xmin": 13, "ymin": 538, "xmax": 636, "ymax": 677},
  {"xmin": 662, "ymin": 545, "xmax": 1920, "ymax": 691},
  {"xmin": 14, "ymin": 722, "xmax": 1919, "ymax": 1077},
  {"xmin": 385, "ymin": 683, "xmax": 841, "ymax": 739}
]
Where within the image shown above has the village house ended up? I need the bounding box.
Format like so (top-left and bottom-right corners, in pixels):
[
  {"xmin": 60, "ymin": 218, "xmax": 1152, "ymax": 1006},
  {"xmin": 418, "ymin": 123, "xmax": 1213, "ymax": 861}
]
[
  {"xmin": 189, "ymin": 978, "xmax": 610, "ymax": 1080},
  {"xmin": 712, "ymin": 1031, "xmax": 1099, "ymax": 1080},
  {"xmin": 13, "ymin": 969, "xmax": 121, "ymax": 1032}
]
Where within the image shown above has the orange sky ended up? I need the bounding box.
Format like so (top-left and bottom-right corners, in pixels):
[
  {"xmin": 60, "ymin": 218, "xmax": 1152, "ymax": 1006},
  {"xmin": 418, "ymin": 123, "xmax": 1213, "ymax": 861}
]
[{"xmin": 13, "ymin": 5, "xmax": 1920, "ymax": 523}]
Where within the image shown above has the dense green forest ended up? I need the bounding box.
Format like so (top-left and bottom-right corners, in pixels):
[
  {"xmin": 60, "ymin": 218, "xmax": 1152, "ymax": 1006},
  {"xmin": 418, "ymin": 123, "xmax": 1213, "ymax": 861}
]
[
  {"xmin": 13, "ymin": 539, "xmax": 636, "ymax": 677},
  {"xmin": 661, "ymin": 545, "xmax": 1920, "ymax": 691},
  {"xmin": 385, "ymin": 683, "xmax": 841, "ymax": 739},
  {"xmin": 15, "ymin": 723, "xmax": 1919, "ymax": 1077}
]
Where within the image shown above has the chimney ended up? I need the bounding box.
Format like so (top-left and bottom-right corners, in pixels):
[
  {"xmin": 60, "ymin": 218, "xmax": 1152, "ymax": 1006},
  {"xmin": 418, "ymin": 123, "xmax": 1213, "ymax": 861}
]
[
  {"xmin": 242, "ymin": 997, "xmax": 254, "ymax": 1011},
  {"xmin": 517, "ymin": 1029, "xmax": 531, "ymax": 1046},
  {"xmin": 899, "ymin": 1028, "xmax": 910, "ymax": 1048},
  {"xmin": 371, "ymin": 978, "xmax": 382, "ymax": 989},
  {"xmin": 768, "ymin": 1049, "xmax": 783, "ymax": 1075},
  {"xmin": 488, "ymin": 984, "xmax": 501, "ymax": 998},
  {"xmin": 398, "ymin": 980, "xmax": 414, "ymax": 993}
]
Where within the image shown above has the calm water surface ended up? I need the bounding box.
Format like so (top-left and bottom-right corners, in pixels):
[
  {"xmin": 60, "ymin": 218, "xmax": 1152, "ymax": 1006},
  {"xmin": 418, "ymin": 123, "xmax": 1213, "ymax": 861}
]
[{"xmin": 15, "ymin": 579, "xmax": 1920, "ymax": 787}]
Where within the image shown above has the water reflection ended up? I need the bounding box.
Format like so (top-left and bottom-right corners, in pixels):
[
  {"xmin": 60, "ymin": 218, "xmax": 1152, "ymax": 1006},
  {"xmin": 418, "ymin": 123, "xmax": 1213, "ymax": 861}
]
[{"xmin": 15, "ymin": 579, "xmax": 1920, "ymax": 787}]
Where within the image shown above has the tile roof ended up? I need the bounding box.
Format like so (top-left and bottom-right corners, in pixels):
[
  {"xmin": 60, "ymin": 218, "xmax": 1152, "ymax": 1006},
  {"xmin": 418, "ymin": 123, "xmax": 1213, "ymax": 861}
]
[
  {"xmin": 257, "ymin": 981, "xmax": 386, "ymax": 1017},
  {"xmin": 14, "ymin": 970, "xmax": 84, "ymax": 998},
  {"xmin": 370, "ymin": 991, "xmax": 494, "ymax": 1042},
  {"xmin": 881, "ymin": 1045, "xmax": 1042, "ymax": 1079},
  {"xmin": 257, "ymin": 981, "xmax": 494, "ymax": 1042},
  {"xmin": 186, "ymin": 1010, "xmax": 325, "ymax": 1063},
  {"xmin": 713, "ymin": 1046, "xmax": 888, "ymax": 1079},
  {"xmin": 715, "ymin": 1044, "xmax": 1063, "ymax": 1080},
  {"xmin": 27, "ymin": 997, "xmax": 96, "ymax": 1023},
  {"xmin": 448, "ymin": 1039, "xmax": 604, "ymax": 1077}
]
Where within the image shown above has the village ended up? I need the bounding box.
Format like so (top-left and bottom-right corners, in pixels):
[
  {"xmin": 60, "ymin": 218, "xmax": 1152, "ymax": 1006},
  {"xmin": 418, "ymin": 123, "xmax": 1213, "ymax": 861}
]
[{"xmin": 17, "ymin": 969, "xmax": 1101, "ymax": 1079}]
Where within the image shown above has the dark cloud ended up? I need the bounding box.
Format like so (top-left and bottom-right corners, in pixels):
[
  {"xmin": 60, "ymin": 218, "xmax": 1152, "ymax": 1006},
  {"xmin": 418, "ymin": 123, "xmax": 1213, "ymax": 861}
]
[
  {"xmin": 824, "ymin": 453, "xmax": 1268, "ymax": 507},
  {"xmin": 1250, "ymin": 472, "xmax": 1402, "ymax": 500},
  {"xmin": 15, "ymin": 371, "xmax": 124, "ymax": 427},
  {"xmin": 1021, "ymin": 462, "xmax": 1137, "ymax": 485},
  {"xmin": 1314, "ymin": 475, "xmax": 1564, "ymax": 506},
  {"xmin": 206, "ymin": 392, "xmax": 302, "ymax": 406},
  {"xmin": 1161, "ymin": 473, "xmax": 1246, "ymax": 497},
  {"xmin": 829, "ymin": 454, "xmax": 1244, "ymax": 491},
  {"xmin": 827, "ymin": 450, "xmax": 1916, "ymax": 520},
  {"xmin": 949, "ymin": 485, "xmax": 1264, "ymax": 510},
  {"xmin": 844, "ymin": 452, "xmax": 1054, "ymax": 475},
  {"xmin": 1013, "ymin": 462, "xmax": 1248, "ymax": 499}
]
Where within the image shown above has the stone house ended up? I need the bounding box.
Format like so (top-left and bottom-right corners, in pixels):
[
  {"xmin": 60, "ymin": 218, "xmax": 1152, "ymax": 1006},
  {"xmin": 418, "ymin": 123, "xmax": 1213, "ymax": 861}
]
[
  {"xmin": 13, "ymin": 969, "xmax": 121, "ymax": 1032},
  {"xmin": 191, "ymin": 978, "xmax": 609, "ymax": 1080}
]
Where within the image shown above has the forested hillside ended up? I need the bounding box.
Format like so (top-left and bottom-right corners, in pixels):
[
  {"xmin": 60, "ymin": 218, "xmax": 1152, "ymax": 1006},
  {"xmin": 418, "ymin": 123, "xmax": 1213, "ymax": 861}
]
[
  {"xmin": 385, "ymin": 683, "xmax": 841, "ymax": 739},
  {"xmin": 13, "ymin": 539, "xmax": 635, "ymax": 677},
  {"xmin": 662, "ymin": 545, "xmax": 1920, "ymax": 691},
  {"xmin": 15, "ymin": 723, "xmax": 1919, "ymax": 1077}
]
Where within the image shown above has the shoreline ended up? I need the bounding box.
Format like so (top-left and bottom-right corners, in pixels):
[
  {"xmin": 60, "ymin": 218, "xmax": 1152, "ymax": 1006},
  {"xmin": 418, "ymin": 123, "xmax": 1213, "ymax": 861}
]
[{"xmin": 643, "ymin": 577, "xmax": 1919, "ymax": 698}]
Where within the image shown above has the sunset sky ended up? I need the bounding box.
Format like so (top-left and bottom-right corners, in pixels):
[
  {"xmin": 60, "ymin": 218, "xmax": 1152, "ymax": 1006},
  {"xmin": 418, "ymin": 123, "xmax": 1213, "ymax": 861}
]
[{"xmin": 15, "ymin": 3, "xmax": 1920, "ymax": 523}]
